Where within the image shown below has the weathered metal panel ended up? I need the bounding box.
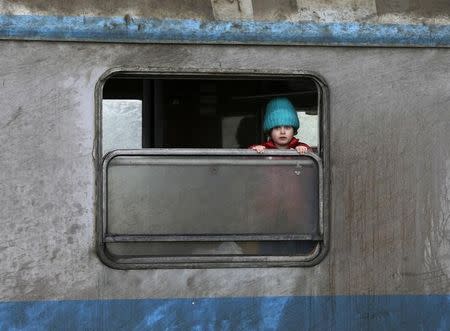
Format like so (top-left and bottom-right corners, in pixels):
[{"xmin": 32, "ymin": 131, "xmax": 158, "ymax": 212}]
[
  {"xmin": 296, "ymin": 0, "xmax": 377, "ymax": 22},
  {"xmin": 376, "ymin": 0, "xmax": 450, "ymax": 17},
  {"xmin": 0, "ymin": 295, "xmax": 449, "ymax": 330},
  {"xmin": 253, "ymin": 0, "xmax": 299, "ymax": 20},
  {"xmin": 0, "ymin": 41, "xmax": 448, "ymax": 305},
  {"xmin": 0, "ymin": 14, "xmax": 450, "ymax": 47},
  {"xmin": 0, "ymin": 0, "xmax": 215, "ymax": 20},
  {"xmin": 1, "ymin": 0, "xmax": 449, "ymax": 23}
]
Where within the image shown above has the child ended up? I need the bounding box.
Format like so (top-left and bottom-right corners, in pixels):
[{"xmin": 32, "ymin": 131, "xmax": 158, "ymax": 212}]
[{"xmin": 251, "ymin": 97, "xmax": 312, "ymax": 154}]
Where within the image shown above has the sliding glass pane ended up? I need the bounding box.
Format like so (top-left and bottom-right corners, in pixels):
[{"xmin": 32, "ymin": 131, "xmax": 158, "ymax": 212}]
[{"xmin": 106, "ymin": 154, "xmax": 319, "ymax": 237}]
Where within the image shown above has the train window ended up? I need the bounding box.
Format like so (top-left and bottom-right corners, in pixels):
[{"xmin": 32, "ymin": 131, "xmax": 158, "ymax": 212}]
[{"xmin": 96, "ymin": 73, "xmax": 328, "ymax": 268}]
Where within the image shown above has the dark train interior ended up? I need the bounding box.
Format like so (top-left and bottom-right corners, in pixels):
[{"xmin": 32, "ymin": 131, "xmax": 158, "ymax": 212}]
[{"xmin": 102, "ymin": 76, "xmax": 319, "ymax": 150}]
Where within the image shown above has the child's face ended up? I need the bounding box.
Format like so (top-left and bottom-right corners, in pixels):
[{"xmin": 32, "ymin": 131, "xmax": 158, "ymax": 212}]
[{"xmin": 270, "ymin": 126, "xmax": 295, "ymax": 148}]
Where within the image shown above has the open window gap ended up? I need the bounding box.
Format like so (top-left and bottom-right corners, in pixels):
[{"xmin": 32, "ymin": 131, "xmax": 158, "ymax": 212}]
[{"xmin": 102, "ymin": 76, "xmax": 319, "ymax": 152}]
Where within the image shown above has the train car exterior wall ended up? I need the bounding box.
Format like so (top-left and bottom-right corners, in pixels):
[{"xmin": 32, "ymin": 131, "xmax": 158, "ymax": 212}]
[{"xmin": 0, "ymin": 0, "xmax": 449, "ymax": 329}]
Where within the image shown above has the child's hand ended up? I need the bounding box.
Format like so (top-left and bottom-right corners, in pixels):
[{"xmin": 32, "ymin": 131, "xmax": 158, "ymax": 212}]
[
  {"xmin": 252, "ymin": 145, "xmax": 266, "ymax": 153},
  {"xmin": 295, "ymin": 146, "xmax": 308, "ymax": 154}
]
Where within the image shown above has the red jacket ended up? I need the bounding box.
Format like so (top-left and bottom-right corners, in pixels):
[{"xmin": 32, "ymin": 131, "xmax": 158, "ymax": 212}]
[{"xmin": 251, "ymin": 137, "xmax": 312, "ymax": 151}]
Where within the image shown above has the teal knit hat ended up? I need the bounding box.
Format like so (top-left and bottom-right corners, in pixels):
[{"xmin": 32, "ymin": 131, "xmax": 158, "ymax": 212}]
[{"xmin": 263, "ymin": 97, "xmax": 299, "ymax": 133}]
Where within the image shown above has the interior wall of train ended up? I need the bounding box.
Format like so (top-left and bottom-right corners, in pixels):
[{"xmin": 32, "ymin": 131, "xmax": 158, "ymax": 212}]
[{"xmin": 0, "ymin": 0, "xmax": 449, "ymax": 329}]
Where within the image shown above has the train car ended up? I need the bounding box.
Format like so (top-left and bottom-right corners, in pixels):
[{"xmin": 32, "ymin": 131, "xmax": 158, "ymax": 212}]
[{"xmin": 0, "ymin": 1, "xmax": 449, "ymax": 329}]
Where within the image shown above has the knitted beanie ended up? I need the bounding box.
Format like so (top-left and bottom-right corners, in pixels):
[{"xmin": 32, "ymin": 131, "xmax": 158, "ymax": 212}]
[{"xmin": 263, "ymin": 97, "xmax": 299, "ymax": 132}]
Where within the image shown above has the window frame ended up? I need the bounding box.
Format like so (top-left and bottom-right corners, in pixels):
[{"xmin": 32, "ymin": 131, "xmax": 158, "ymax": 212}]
[{"xmin": 95, "ymin": 68, "xmax": 330, "ymax": 269}]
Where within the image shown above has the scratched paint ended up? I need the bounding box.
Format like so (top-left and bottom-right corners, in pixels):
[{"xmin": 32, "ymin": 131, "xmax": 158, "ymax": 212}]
[
  {"xmin": 0, "ymin": 295, "xmax": 449, "ymax": 330},
  {"xmin": 0, "ymin": 14, "xmax": 450, "ymax": 46},
  {"xmin": 0, "ymin": 40, "xmax": 449, "ymax": 300}
]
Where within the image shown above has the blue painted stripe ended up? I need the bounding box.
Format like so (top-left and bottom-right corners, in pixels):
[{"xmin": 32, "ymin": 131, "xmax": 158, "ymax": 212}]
[
  {"xmin": 0, "ymin": 295, "xmax": 449, "ymax": 330},
  {"xmin": 0, "ymin": 14, "xmax": 449, "ymax": 47}
]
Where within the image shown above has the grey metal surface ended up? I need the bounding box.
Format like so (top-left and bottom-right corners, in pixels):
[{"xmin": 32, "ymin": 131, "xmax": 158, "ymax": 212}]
[
  {"xmin": 0, "ymin": 41, "xmax": 448, "ymax": 300},
  {"xmin": 0, "ymin": 0, "xmax": 215, "ymax": 19},
  {"xmin": 1, "ymin": 0, "xmax": 449, "ymax": 23}
]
